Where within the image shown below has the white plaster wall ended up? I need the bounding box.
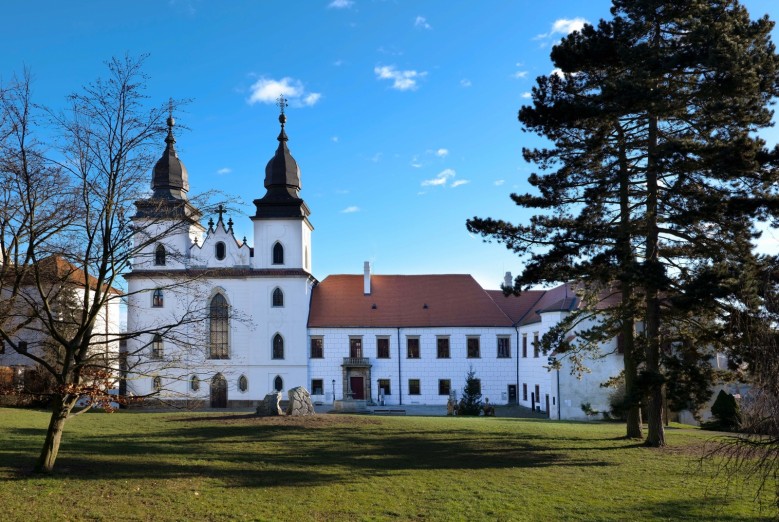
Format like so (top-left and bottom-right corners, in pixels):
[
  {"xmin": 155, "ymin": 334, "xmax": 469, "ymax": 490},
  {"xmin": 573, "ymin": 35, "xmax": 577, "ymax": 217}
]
[
  {"xmin": 252, "ymin": 218, "xmax": 312, "ymax": 270},
  {"xmin": 131, "ymin": 219, "xmax": 203, "ymax": 271},
  {"xmin": 307, "ymin": 327, "xmax": 520, "ymax": 407}
]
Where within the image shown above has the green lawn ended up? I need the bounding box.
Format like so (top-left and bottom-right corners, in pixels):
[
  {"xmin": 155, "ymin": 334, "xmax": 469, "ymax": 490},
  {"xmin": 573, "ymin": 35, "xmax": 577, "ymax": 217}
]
[{"xmin": 0, "ymin": 408, "xmax": 772, "ymax": 521}]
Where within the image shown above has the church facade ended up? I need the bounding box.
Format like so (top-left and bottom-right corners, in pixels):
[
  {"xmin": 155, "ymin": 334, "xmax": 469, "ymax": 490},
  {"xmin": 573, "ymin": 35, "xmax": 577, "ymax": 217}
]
[{"xmin": 125, "ymin": 108, "xmax": 623, "ymax": 420}]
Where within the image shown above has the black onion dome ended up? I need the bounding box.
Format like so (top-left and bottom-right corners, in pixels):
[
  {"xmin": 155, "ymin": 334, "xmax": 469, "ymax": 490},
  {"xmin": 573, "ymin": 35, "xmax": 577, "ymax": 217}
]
[
  {"xmin": 254, "ymin": 112, "xmax": 310, "ymax": 219},
  {"xmin": 152, "ymin": 115, "xmax": 189, "ymax": 200}
]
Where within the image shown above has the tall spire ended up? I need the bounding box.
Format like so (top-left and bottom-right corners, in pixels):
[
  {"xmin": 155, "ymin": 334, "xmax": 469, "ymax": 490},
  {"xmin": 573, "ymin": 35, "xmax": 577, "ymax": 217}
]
[
  {"xmin": 151, "ymin": 100, "xmax": 189, "ymax": 200},
  {"xmin": 253, "ymin": 95, "xmax": 309, "ymax": 219}
]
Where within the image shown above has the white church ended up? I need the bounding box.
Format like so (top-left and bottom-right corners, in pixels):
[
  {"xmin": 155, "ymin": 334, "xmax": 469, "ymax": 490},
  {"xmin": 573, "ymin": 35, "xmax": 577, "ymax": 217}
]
[{"xmin": 125, "ymin": 107, "xmax": 625, "ymax": 420}]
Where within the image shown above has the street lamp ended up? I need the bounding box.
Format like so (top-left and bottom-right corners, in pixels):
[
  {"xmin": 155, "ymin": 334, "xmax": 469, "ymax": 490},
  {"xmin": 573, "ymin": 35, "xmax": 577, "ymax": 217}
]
[{"xmin": 331, "ymin": 379, "xmax": 336, "ymax": 404}]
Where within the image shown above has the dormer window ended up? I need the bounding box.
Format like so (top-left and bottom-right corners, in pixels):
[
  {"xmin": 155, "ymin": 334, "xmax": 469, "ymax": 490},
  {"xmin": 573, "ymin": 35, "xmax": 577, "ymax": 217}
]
[
  {"xmin": 215, "ymin": 241, "xmax": 226, "ymax": 261},
  {"xmin": 154, "ymin": 244, "xmax": 166, "ymax": 266},
  {"xmin": 272, "ymin": 242, "xmax": 284, "ymax": 265}
]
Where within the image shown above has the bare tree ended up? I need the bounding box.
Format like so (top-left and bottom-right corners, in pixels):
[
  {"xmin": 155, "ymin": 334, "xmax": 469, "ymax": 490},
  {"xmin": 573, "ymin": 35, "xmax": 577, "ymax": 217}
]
[{"xmin": 0, "ymin": 56, "xmax": 222, "ymax": 473}]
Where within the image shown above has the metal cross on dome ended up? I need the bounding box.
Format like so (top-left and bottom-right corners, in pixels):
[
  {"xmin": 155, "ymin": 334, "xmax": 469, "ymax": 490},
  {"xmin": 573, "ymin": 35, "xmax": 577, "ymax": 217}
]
[{"xmin": 276, "ymin": 94, "xmax": 288, "ymax": 116}]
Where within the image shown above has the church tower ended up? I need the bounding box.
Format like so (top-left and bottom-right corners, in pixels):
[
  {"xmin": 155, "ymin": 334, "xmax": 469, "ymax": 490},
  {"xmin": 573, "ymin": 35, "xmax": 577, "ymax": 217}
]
[
  {"xmin": 132, "ymin": 113, "xmax": 204, "ymax": 270},
  {"xmin": 251, "ymin": 96, "xmax": 313, "ymax": 273}
]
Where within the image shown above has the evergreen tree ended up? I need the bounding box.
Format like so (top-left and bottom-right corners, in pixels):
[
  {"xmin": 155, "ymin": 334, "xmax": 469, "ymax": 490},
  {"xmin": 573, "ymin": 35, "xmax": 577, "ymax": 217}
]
[
  {"xmin": 468, "ymin": 0, "xmax": 779, "ymax": 447},
  {"xmin": 458, "ymin": 368, "xmax": 483, "ymax": 416}
]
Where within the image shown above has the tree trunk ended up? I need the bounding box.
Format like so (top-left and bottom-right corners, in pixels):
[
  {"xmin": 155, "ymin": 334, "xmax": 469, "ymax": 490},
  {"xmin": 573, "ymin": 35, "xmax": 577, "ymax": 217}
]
[
  {"xmin": 34, "ymin": 395, "xmax": 76, "ymax": 473},
  {"xmin": 644, "ymin": 113, "xmax": 665, "ymax": 447},
  {"xmin": 617, "ymin": 125, "xmax": 643, "ymax": 440}
]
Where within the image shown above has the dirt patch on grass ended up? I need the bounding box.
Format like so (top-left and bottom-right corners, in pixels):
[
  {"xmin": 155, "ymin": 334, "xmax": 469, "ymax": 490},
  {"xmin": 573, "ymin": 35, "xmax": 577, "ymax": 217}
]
[{"xmin": 169, "ymin": 412, "xmax": 382, "ymax": 428}]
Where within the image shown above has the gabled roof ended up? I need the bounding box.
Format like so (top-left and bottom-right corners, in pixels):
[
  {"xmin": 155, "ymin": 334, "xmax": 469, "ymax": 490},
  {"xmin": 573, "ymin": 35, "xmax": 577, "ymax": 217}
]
[
  {"xmin": 486, "ymin": 289, "xmax": 545, "ymax": 325},
  {"xmin": 5, "ymin": 256, "xmax": 122, "ymax": 295},
  {"xmin": 308, "ymin": 274, "xmax": 514, "ymax": 328},
  {"xmin": 519, "ymin": 284, "xmax": 578, "ymax": 326}
]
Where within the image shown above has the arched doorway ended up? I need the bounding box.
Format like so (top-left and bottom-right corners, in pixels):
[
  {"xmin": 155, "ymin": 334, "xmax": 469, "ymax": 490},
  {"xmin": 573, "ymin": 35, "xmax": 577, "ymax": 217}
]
[{"xmin": 211, "ymin": 373, "xmax": 227, "ymax": 408}]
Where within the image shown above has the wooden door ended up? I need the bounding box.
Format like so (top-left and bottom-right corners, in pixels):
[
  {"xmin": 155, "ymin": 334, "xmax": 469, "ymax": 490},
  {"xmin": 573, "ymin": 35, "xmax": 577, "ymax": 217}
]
[
  {"xmin": 350, "ymin": 376, "xmax": 364, "ymax": 400},
  {"xmin": 211, "ymin": 374, "xmax": 227, "ymax": 408}
]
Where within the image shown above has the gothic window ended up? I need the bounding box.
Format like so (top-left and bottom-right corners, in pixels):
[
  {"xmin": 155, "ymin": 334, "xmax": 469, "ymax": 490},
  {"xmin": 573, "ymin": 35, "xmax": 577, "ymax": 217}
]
[
  {"xmin": 238, "ymin": 375, "xmax": 248, "ymax": 392},
  {"xmin": 151, "ymin": 334, "xmax": 163, "ymax": 359},
  {"xmin": 272, "ymin": 287, "xmax": 284, "ymax": 307},
  {"xmin": 152, "ymin": 289, "xmax": 164, "ymax": 308},
  {"xmin": 272, "ymin": 242, "xmax": 284, "ymax": 265},
  {"xmin": 215, "ymin": 241, "xmax": 226, "ymax": 261},
  {"xmin": 152, "ymin": 376, "xmax": 162, "ymax": 391},
  {"xmin": 209, "ymin": 293, "xmax": 229, "ymax": 359},
  {"xmin": 274, "ymin": 375, "xmax": 283, "ymax": 392},
  {"xmin": 190, "ymin": 375, "xmax": 200, "ymax": 392},
  {"xmin": 272, "ymin": 333, "xmax": 284, "ymax": 359},
  {"xmin": 154, "ymin": 244, "xmax": 166, "ymax": 266}
]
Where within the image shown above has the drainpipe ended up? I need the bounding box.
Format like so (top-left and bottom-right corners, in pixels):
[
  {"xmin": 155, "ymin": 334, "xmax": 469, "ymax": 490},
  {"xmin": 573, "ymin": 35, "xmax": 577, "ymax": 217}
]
[
  {"xmin": 556, "ymin": 366, "xmax": 561, "ymax": 420},
  {"xmin": 397, "ymin": 327, "xmax": 402, "ymax": 406},
  {"xmin": 514, "ymin": 324, "xmax": 520, "ymax": 405}
]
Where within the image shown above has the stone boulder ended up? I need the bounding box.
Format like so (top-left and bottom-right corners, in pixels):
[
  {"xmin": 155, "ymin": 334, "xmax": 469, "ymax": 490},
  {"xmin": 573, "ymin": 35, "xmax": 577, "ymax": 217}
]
[
  {"xmin": 285, "ymin": 386, "xmax": 315, "ymax": 416},
  {"xmin": 256, "ymin": 392, "xmax": 283, "ymax": 416}
]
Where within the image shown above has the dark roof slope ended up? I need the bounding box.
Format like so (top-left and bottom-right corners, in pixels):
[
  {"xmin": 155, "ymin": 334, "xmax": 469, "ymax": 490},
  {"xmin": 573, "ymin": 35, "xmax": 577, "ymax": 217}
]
[
  {"xmin": 485, "ymin": 289, "xmax": 545, "ymax": 325},
  {"xmin": 308, "ymin": 274, "xmax": 514, "ymax": 328}
]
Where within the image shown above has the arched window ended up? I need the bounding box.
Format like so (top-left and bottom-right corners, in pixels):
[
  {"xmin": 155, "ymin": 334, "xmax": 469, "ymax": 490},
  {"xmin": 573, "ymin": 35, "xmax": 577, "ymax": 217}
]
[
  {"xmin": 272, "ymin": 242, "xmax": 284, "ymax": 265},
  {"xmin": 155, "ymin": 244, "xmax": 166, "ymax": 266},
  {"xmin": 238, "ymin": 375, "xmax": 248, "ymax": 392},
  {"xmin": 215, "ymin": 241, "xmax": 226, "ymax": 261},
  {"xmin": 190, "ymin": 375, "xmax": 200, "ymax": 392},
  {"xmin": 272, "ymin": 333, "xmax": 284, "ymax": 359},
  {"xmin": 152, "ymin": 289, "xmax": 164, "ymax": 308},
  {"xmin": 152, "ymin": 376, "xmax": 162, "ymax": 391},
  {"xmin": 272, "ymin": 287, "xmax": 284, "ymax": 307},
  {"xmin": 274, "ymin": 375, "xmax": 283, "ymax": 392},
  {"xmin": 151, "ymin": 334, "xmax": 163, "ymax": 359},
  {"xmin": 209, "ymin": 293, "xmax": 229, "ymax": 359}
]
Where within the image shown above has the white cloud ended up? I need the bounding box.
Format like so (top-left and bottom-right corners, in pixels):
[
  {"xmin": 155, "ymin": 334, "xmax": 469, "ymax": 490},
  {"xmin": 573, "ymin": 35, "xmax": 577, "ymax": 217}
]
[
  {"xmin": 513, "ymin": 71, "xmax": 528, "ymax": 79},
  {"xmin": 341, "ymin": 206, "xmax": 360, "ymax": 213},
  {"xmin": 435, "ymin": 148, "xmax": 448, "ymax": 158},
  {"xmin": 451, "ymin": 180, "xmax": 470, "ymax": 188},
  {"xmin": 551, "ymin": 68, "xmax": 564, "ymax": 78},
  {"xmin": 333, "ymin": 59, "xmax": 344, "ymax": 67},
  {"xmin": 494, "ymin": 179, "xmax": 505, "ymax": 186},
  {"xmin": 460, "ymin": 78, "xmax": 472, "ymax": 87},
  {"xmin": 422, "ymin": 168, "xmax": 456, "ymax": 187},
  {"xmin": 535, "ymin": 17, "xmax": 588, "ymax": 39},
  {"xmin": 521, "ymin": 92, "xmax": 532, "ymax": 99},
  {"xmin": 374, "ymin": 65, "xmax": 427, "ymax": 91},
  {"xmin": 414, "ymin": 16, "xmax": 431, "ymax": 29},
  {"xmin": 216, "ymin": 167, "xmax": 231, "ymax": 175},
  {"xmin": 371, "ymin": 152, "xmax": 382, "ymax": 163},
  {"xmin": 331, "ymin": 136, "xmax": 339, "ymax": 143},
  {"xmin": 328, "ymin": 0, "xmax": 353, "ymax": 8},
  {"xmin": 247, "ymin": 77, "xmax": 322, "ymax": 107},
  {"xmin": 551, "ymin": 17, "xmax": 586, "ymax": 35},
  {"xmin": 410, "ymin": 155, "xmax": 422, "ymax": 168}
]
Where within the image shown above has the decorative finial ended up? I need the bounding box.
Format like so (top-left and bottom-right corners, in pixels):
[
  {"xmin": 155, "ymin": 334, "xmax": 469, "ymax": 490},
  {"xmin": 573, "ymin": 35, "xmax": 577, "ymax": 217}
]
[
  {"xmin": 207, "ymin": 217, "xmax": 214, "ymax": 231},
  {"xmin": 217, "ymin": 205, "xmax": 225, "ymax": 224},
  {"xmin": 227, "ymin": 217, "xmax": 234, "ymax": 232},
  {"xmin": 242, "ymin": 236, "xmax": 247, "ymax": 245},
  {"xmin": 276, "ymin": 94, "xmax": 288, "ymax": 125},
  {"xmin": 164, "ymin": 97, "xmax": 176, "ymax": 149}
]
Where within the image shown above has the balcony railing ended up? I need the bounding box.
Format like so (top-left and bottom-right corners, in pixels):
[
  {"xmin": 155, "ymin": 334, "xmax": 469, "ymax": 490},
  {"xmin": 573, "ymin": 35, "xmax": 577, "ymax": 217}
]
[{"xmin": 342, "ymin": 357, "xmax": 371, "ymax": 367}]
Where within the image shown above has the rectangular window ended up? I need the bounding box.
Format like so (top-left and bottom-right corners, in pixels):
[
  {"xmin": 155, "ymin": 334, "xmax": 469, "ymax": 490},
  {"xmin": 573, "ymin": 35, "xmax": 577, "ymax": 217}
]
[
  {"xmin": 349, "ymin": 337, "xmax": 363, "ymax": 358},
  {"xmin": 408, "ymin": 379, "xmax": 421, "ymax": 395},
  {"xmin": 535, "ymin": 384, "xmax": 540, "ymax": 402},
  {"xmin": 522, "ymin": 383, "xmax": 527, "ymax": 401},
  {"xmin": 533, "ymin": 333, "xmax": 540, "ymax": 358},
  {"xmin": 436, "ymin": 337, "xmax": 450, "ymax": 358},
  {"xmin": 497, "ymin": 336, "xmax": 511, "ymax": 358},
  {"xmin": 378, "ymin": 379, "xmax": 391, "ymax": 396},
  {"xmin": 522, "ymin": 335, "xmax": 527, "ymax": 358},
  {"xmin": 310, "ymin": 337, "xmax": 324, "ymax": 358},
  {"xmin": 407, "ymin": 337, "xmax": 420, "ymax": 359},
  {"xmin": 438, "ymin": 379, "xmax": 451, "ymax": 396},
  {"xmin": 467, "ymin": 337, "xmax": 480, "ymax": 358},
  {"xmin": 377, "ymin": 337, "xmax": 390, "ymax": 359},
  {"xmin": 311, "ymin": 379, "xmax": 324, "ymax": 395}
]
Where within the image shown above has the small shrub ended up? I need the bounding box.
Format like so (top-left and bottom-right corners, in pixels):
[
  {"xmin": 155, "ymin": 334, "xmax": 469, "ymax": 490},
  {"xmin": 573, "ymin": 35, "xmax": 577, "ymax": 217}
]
[
  {"xmin": 708, "ymin": 390, "xmax": 740, "ymax": 431},
  {"xmin": 458, "ymin": 368, "xmax": 483, "ymax": 416}
]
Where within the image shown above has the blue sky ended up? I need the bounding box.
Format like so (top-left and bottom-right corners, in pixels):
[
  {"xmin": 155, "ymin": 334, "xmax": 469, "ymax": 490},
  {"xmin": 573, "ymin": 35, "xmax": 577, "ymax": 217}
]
[{"xmin": 2, "ymin": 0, "xmax": 778, "ymax": 289}]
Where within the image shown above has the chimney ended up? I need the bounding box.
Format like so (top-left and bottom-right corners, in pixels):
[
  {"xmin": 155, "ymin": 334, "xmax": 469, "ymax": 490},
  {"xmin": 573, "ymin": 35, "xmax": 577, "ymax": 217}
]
[
  {"xmin": 364, "ymin": 261, "xmax": 372, "ymax": 295},
  {"xmin": 503, "ymin": 271, "xmax": 513, "ymax": 289}
]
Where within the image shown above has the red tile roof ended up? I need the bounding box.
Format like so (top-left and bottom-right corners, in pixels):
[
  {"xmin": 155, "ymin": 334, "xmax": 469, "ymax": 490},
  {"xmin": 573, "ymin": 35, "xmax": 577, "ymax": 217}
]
[
  {"xmin": 485, "ymin": 289, "xmax": 545, "ymax": 324},
  {"xmin": 308, "ymin": 274, "xmax": 515, "ymax": 328},
  {"xmin": 6, "ymin": 256, "xmax": 122, "ymax": 295}
]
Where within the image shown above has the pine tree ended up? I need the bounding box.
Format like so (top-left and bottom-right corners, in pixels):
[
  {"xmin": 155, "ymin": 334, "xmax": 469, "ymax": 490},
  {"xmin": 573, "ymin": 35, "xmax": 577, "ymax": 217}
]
[
  {"xmin": 468, "ymin": 0, "xmax": 779, "ymax": 446},
  {"xmin": 458, "ymin": 368, "xmax": 483, "ymax": 416}
]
